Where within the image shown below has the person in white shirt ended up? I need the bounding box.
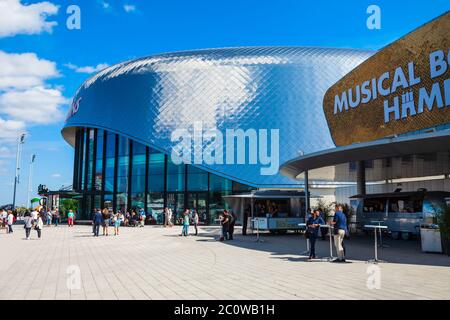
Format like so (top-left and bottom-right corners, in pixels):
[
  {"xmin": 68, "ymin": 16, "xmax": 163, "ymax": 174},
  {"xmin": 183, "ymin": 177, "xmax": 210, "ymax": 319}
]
[
  {"xmin": 168, "ymin": 208, "xmax": 173, "ymax": 227},
  {"xmin": 163, "ymin": 207, "xmax": 169, "ymax": 227},
  {"xmin": 31, "ymin": 209, "xmax": 38, "ymax": 222},
  {"xmin": 7, "ymin": 210, "xmax": 14, "ymax": 234},
  {"xmin": 1, "ymin": 210, "xmax": 7, "ymax": 232},
  {"xmin": 35, "ymin": 215, "xmax": 43, "ymax": 239}
]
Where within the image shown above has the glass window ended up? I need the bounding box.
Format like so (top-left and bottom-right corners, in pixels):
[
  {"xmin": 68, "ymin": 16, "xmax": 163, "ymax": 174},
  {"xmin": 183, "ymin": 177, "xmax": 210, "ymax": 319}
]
[
  {"xmin": 187, "ymin": 165, "xmax": 208, "ymax": 191},
  {"xmin": 116, "ymin": 193, "xmax": 128, "ymax": 213},
  {"xmin": 363, "ymin": 199, "xmax": 386, "ymax": 213},
  {"xmin": 167, "ymin": 158, "xmax": 184, "ymax": 192},
  {"xmin": 104, "ymin": 194, "xmax": 113, "ymax": 211},
  {"xmin": 131, "ymin": 141, "xmax": 146, "ymax": 193},
  {"xmin": 116, "ymin": 136, "xmax": 129, "ymax": 192},
  {"xmin": 130, "ymin": 142, "xmax": 147, "ymax": 210},
  {"xmin": 104, "ymin": 132, "xmax": 116, "ymax": 192},
  {"xmin": 94, "ymin": 130, "xmax": 104, "ymax": 191},
  {"xmin": 81, "ymin": 129, "xmax": 87, "ymax": 189},
  {"xmin": 115, "ymin": 136, "xmax": 130, "ymax": 212},
  {"xmin": 232, "ymin": 181, "xmax": 254, "ymax": 193},
  {"xmin": 209, "ymin": 190, "xmax": 231, "ymax": 225},
  {"xmin": 106, "ymin": 132, "xmax": 116, "ymax": 158},
  {"xmin": 147, "ymin": 192, "xmax": 164, "ymax": 224},
  {"xmin": 75, "ymin": 129, "xmax": 84, "ymax": 190},
  {"xmin": 133, "ymin": 141, "xmax": 147, "ymax": 155},
  {"xmin": 118, "ymin": 136, "xmax": 130, "ymax": 156},
  {"xmin": 210, "ymin": 173, "xmax": 232, "ymax": 191},
  {"xmin": 94, "ymin": 195, "xmax": 101, "ymax": 211},
  {"xmin": 131, "ymin": 193, "xmax": 145, "ymax": 211},
  {"xmin": 148, "ymin": 151, "xmax": 165, "ymax": 192},
  {"xmin": 388, "ymin": 197, "xmax": 422, "ymax": 213},
  {"xmin": 117, "ymin": 156, "xmax": 129, "ymax": 186},
  {"xmin": 83, "ymin": 195, "xmax": 92, "ymax": 220},
  {"xmin": 86, "ymin": 129, "xmax": 95, "ymax": 190}
]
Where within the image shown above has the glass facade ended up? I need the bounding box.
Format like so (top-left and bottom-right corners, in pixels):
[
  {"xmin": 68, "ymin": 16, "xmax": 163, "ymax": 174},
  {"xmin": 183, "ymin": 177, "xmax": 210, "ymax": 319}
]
[{"xmin": 73, "ymin": 127, "xmax": 254, "ymax": 223}]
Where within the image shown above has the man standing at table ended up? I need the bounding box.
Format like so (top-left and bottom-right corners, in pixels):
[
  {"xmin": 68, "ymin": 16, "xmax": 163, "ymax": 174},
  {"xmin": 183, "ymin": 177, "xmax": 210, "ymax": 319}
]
[{"xmin": 330, "ymin": 205, "xmax": 347, "ymax": 263}]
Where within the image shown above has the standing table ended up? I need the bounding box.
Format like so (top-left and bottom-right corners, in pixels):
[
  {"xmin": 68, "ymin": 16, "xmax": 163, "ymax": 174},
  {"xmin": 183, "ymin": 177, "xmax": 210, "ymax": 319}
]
[
  {"xmin": 320, "ymin": 224, "xmax": 335, "ymax": 262},
  {"xmin": 371, "ymin": 220, "xmax": 389, "ymax": 248},
  {"xmin": 298, "ymin": 223, "xmax": 309, "ymax": 255},
  {"xmin": 364, "ymin": 225, "xmax": 388, "ymax": 263},
  {"xmin": 251, "ymin": 218, "xmax": 265, "ymax": 243}
]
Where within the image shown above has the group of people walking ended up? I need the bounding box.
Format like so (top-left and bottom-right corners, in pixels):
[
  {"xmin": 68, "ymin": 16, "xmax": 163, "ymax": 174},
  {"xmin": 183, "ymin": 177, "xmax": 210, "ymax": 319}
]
[
  {"xmin": 0, "ymin": 207, "xmax": 75, "ymax": 240},
  {"xmin": 219, "ymin": 209, "xmax": 237, "ymax": 241},
  {"xmin": 40, "ymin": 207, "xmax": 62, "ymax": 227},
  {"xmin": 306, "ymin": 205, "xmax": 348, "ymax": 262},
  {"xmin": 179, "ymin": 209, "xmax": 199, "ymax": 236},
  {"xmin": 0, "ymin": 209, "xmax": 15, "ymax": 234},
  {"xmin": 92, "ymin": 208, "xmax": 125, "ymax": 237}
]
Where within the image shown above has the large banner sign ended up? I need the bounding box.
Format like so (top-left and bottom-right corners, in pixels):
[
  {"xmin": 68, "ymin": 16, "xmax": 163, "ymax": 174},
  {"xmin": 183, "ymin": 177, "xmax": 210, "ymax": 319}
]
[{"xmin": 323, "ymin": 12, "xmax": 450, "ymax": 146}]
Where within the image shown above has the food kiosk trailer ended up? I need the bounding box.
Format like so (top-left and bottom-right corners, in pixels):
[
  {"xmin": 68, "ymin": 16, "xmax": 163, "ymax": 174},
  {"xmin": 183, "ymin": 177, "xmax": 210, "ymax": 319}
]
[
  {"xmin": 223, "ymin": 190, "xmax": 308, "ymax": 234},
  {"xmin": 352, "ymin": 190, "xmax": 450, "ymax": 240}
]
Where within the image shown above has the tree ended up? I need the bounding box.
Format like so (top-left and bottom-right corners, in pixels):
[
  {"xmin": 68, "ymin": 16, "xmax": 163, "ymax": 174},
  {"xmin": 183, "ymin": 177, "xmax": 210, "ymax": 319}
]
[
  {"xmin": 437, "ymin": 204, "xmax": 450, "ymax": 255},
  {"xmin": 59, "ymin": 199, "xmax": 79, "ymax": 218},
  {"xmin": 312, "ymin": 199, "xmax": 334, "ymax": 219}
]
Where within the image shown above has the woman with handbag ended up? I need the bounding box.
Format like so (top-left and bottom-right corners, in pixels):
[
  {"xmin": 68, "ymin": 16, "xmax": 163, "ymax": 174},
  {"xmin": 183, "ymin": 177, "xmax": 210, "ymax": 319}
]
[
  {"xmin": 23, "ymin": 211, "xmax": 33, "ymax": 240},
  {"xmin": 35, "ymin": 215, "xmax": 43, "ymax": 239},
  {"xmin": 306, "ymin": 210, "xmax": 325, "ymax": 260}
]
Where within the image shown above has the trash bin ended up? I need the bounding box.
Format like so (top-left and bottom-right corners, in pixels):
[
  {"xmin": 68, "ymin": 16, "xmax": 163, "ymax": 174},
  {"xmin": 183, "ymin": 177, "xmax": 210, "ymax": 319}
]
[{"xmin": 420, "ymin": 224, "xmax": 442, "ymax": 253}]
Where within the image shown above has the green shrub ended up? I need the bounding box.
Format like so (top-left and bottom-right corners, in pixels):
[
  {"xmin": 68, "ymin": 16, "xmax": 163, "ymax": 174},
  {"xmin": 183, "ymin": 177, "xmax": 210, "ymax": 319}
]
[{"xmin": 437, "ymin": 204, "xmax": 450, "ymax": 242}]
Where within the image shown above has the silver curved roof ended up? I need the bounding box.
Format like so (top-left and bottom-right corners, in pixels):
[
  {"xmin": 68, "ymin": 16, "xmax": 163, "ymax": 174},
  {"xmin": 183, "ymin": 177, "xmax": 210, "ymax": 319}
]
[{"xmin": 63, "ymin": 46, "xmax": 374, "ymax": 187}]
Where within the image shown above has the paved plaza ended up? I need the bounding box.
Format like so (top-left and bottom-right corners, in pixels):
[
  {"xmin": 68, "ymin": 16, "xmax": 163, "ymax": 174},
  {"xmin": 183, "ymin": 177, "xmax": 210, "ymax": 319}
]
[{"xmin": 0, "ymin": 224, "xmax": 449, "ymax": 300}]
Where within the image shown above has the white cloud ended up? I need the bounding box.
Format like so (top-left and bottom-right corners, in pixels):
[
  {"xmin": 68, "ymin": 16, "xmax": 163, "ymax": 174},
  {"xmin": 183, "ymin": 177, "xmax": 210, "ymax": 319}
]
[
  {"xmin": 101, "ymin": 1, "xmax": 110, "ymax": 9},
  {"xmin": 65, "ymin": 62, "xmax": 109, "ymax": 74},
  {"xmin": 0, "ymin": 86, "xmax": 67, "ymax": 125},
  {"xmin": 123, "ymin": 4, "xmax": 136, "ymax": 13},
  {"xmin": 0, "ymin": 50, "xmax": 59, "ymax": 90},
  {"xmin": 0, "ymin": 51, "xmax": 67, "ymax": 128},
  {"xmin": 0, "ymin": 145, "xmax": 16, "ymax": 158},
  {"xmin": 0, "ymin": 0, "xmax": 58, "ymax": 38},
  {"xmin": 51, "ymin": 173, "xmax": 61, "ymax": 178},
  {"xmin": 0, "ymin": 159, "xmax": 12, "ymax": 176},
  {"xmin": 0, "ymin": 117, "xmax": 26, "ymax": 140}
]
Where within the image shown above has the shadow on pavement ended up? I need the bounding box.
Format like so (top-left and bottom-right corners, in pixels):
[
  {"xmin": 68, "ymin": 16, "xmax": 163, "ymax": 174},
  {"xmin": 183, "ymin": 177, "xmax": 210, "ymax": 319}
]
[{"xmin": 192, "ymin": 226, "xmax": 450, "ymax": 268}]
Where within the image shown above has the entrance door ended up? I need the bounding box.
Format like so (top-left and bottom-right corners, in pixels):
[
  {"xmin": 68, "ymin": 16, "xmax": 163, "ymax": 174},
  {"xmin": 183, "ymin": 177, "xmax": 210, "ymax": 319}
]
[
  {"xmin": 167, "ymin": 192, "xmax": 185, "ymax": 224},
  {"xmin": 187, "ymin": 192, "xmax": 209, "ymax": 224}
]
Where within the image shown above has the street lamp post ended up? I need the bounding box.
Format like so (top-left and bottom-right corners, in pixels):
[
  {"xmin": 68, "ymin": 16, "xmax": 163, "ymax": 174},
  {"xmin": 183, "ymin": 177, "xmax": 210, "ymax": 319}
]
[
  {"xmin": 12, "ymin": 133, "xmax": 26, "ymax": 210},
  {"xmin": 26, "ymin": 154, "xmax": 36, "ymax": 209}
]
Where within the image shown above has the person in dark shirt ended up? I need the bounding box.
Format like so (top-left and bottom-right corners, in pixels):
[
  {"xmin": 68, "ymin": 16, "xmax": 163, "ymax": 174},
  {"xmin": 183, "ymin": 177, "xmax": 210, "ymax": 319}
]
[
  {"xmin": 307, "ymin": 210, "xmax": 325, "ymax": 260},
  {"xmin": 92, "ymin": 209, "xmax": 103, "ymax": 237},
  {"xmin": 331, "ymin": 205, "xmax": 347, "ymax": 262},
  {"xmin": 228, "ymin": 210, "xmax": 237, "ymax": 240},
  {"xmin": 220, "ymin": 210, "xmax": 230, "ymax": 241},
  {"xmin": 102, "ymin": 208, "xmax": 111, "ymax": 236},
  {"xmin": 92, "ymin": 208, "xmax": 98, "ymax": 234}
]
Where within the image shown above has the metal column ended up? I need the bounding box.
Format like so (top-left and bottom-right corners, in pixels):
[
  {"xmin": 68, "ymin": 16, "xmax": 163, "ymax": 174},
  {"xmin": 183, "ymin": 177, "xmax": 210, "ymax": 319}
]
[
  {"xmin": 304, "ymin": 170, "xmax": 310, "ymax": 215},
  {"xmin": 356, "ymin": 161, "xmax": 366, "ymax": 195}
]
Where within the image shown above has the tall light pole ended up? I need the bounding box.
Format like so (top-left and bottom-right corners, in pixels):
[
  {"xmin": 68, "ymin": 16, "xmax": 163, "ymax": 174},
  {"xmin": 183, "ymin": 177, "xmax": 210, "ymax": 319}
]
[
  {"xmin": 27, "ymin": 154, "xmax": 36, "ymax": 209},
  {"xmin": 12, "ymin": 133, "xmax": 26, "ymax": 210}
]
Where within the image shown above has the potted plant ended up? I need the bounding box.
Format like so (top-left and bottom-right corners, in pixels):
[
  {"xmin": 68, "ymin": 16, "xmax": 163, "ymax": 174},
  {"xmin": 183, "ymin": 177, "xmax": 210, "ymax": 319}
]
[{"xmin": 436, "ymin": 204, "xmax": 450, "ymax": 256}]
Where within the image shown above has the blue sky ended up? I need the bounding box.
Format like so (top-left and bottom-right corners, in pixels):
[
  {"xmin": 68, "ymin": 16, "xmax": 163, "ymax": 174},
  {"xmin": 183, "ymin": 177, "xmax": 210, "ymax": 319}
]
[{"xmin": 0, "ymin": 0, "xmax": 448, "ymax": 206}]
